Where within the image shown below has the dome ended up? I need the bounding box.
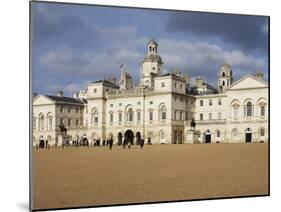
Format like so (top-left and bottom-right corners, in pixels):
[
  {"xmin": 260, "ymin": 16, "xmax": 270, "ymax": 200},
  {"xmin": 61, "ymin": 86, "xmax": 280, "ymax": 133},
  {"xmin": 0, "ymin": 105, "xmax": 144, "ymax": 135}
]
[
  {"xmin": 220, "ymin": 63, "xmax": 232, "ymax": 73},
  {"xmin": 148, "ymin": 38, "xmax": 158, "ymax": 46}
]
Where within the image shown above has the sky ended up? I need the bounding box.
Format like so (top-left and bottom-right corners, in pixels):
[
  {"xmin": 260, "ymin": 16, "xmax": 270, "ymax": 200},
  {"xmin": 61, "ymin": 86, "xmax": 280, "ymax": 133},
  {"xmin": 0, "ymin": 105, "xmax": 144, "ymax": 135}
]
[{"xmin": 31, "ymin": 2, "xmax": 269, "ymax": 96}]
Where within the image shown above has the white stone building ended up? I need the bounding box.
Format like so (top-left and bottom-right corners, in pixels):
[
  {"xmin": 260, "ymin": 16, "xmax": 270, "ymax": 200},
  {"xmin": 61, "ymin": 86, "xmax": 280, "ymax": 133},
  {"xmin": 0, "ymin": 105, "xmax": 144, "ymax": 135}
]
[{"xmin": 33, "ymin": 39, "xmax": 268, "ymax": 146}]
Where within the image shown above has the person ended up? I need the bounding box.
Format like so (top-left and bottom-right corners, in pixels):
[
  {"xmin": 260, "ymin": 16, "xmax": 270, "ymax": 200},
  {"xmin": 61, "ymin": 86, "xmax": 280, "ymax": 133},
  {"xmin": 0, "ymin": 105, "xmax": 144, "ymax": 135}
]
[
  {"xmin": 46, "ymin": 140, "xmax": 48, "ymax": 149},
  {"xmin": 147, "ymin": 137, "xmax": 152, "ymax": 145},
  {"xmin": 128, "ymin": 141, "xmax": 131, "ymax": 149},
  {"xmin": 140, "ymin": 138, "xmax": 144, "ymax": 149},
  {"xmin": 109, "ymin": 137, "xmax": 113, "ymax": 150}
]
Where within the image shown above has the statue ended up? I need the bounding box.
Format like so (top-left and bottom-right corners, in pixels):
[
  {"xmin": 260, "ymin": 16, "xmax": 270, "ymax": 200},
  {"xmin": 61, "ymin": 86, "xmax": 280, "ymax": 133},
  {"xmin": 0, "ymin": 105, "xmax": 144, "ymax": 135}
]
[
  {"xmin": 59, "ymin": 123, "xmax": 67, "ymax": 135},
  {"xmin": 190, "ymin": 118, "xmax": 196, "ymax": 130}
]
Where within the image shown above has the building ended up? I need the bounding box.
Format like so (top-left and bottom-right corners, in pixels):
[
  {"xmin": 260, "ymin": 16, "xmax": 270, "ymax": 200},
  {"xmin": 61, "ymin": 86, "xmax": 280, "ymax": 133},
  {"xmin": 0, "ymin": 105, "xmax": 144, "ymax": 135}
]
[{"xmin": 32, "ymin": 39, "xmax": 268, "ymax": 147}]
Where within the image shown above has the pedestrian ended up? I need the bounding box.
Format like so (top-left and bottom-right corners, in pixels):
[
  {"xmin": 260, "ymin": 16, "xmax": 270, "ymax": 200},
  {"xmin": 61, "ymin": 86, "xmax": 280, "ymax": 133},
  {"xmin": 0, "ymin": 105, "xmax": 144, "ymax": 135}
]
[
  {"xmin": 140, "ymin": 138, "xmax": 144, "ymax": 149},
  {"xmin": 128, "ymin": 141, "xmax": 131, "ymax": 149},
  {"xmin": 123, "ymin": 138, "xmax": 126, "ymax": 149},
  {"xmin": 109, "ymin": 137, "xmax": 113, "ymax": 150}
]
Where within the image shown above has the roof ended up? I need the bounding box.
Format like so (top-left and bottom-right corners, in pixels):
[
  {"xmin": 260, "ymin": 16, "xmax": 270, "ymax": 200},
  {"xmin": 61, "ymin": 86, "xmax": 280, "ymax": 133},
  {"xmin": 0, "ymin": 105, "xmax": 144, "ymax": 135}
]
[
  {"xmin": 45, "ymin": 95, "xmax": 85, "ymax": 105},
  {"xmin": 158, "ymin": 73, "xmax": 185, "ymax": 81},
  {"xmin": 91, "ymin": 79, "xmax": 119, "ymax": 88}
]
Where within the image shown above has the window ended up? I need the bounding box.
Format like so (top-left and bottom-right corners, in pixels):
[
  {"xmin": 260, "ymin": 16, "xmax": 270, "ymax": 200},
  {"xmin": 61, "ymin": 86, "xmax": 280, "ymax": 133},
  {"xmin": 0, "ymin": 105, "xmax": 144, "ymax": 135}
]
[
  {"xmin": 260, "ymin": 105, "xmax": 265, "ymax": 117},
  {"xmin": 200, "ymin": 100, "xmax": 204, "ymax": 106},
  {"xmin": 152, "ymin": 67, "xmax": 155, "ymax": 71},
  {"xmin": 217, "ymin": 131, "xmax": 221, "ymax": 137},
  {"xmin": 174, "ymin": 82, "xmax": 177, "ymax": 88},
  {"xmin": 180, "ymin": 112, "xmax": 183, "ymax": 120},
  {"xmin": 137, "ymin": 111, "xmax": 141, "ymax": 121},
  {"xmin": 222, "ymin": 72, "xmax": 225, "ymax": 77},
  {"xmin": 39, "ymin": 114, "xmax": 44, "ymax": 130},
  {"xmin": 118, "ymin": 113, "xmax": 122, "ymax": 122},
  {"xmin": 48, "ymin": 115, "xmax": 53, "ymax": 130},
  {"xmin": 161, "ymin": 82, "xmax": 165, "ymax": 87},
  {"xmin": 68, "ymin": 107, "xmax": 71, "ymax": 113},
  {"xmin": 260, "ymin": 128, "xmax": 265, "ymax": 136},
  {"xmin": 149, "ymin": 101, "xmax": 153, "ymax": 105},
  {"xmin": 60, "ymin": 118, "xmax": 63, "ymax": 125},
  {"xmin": 159, "ymin": 104, "xmax": 166, "ymax": 121},
  {"xmin": 233, "ymin": 104, "xmax": 239, "ymax": 120},
  {"xmin": 218, "ymin": 99, "xmax": 222, "ymax": 105},
  {"xmin": 76, "ymin": 119, "xmax": 79, "ymax": 126},
  {"xmin": 93, "ymin": 88, "xmax": 97, "ymax": 93},
  {"xmin": 68, "ymin": 119, "xmax": 71, "ymax": 126},
  {"xmin": 209, "ymin": 113, "xmax": 212, "ymax": 120},
  {"xmin": 110, "ymin": 113, "xmax": 113, "ymax": 123},
  {"xmin": 128, "ymin": 108, "xmax": 133, "ymax": 122},
  {"xmin": 76, "ymin": 107, "xmax": 79, "ymax": 113},
  {"xmin": 174, "ymin": 111, "xmax": 177, "ymax": 120},
  {"xmin": 246, "ymin": 102, "xmax": 253, "ymax": 117},
  {"xmin": 209, "ymin": 99, "xmax": 212, "ymax": 106},
  {"xmin": 222, "ymin": 81, "xmax": 225, "ymax": 86},
  {"xmin": 60, "ymin": 106, "xmax": 63, "ymax": 113},
  {"xmin": 218, "ymin": 112, "xmax": 222, "ymax": 120},
  {"xmin": 180, "ymin": 84, "xmax": 183, "ymax": 89},
  {"xmin": 149, "ymin": 111, "xmax": 153, "ymax": 121},
  {"xmin": 200, "ymin": 113, "xmax": 203, "ymax": 120},
  {"xmin": 91, "ymin": 108, "xmax": 99, "ymax": 125}
]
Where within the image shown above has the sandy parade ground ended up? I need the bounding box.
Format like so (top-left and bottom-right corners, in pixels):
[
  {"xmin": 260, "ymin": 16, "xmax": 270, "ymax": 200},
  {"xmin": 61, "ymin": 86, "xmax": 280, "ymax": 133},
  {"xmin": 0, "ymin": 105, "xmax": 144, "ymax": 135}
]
[{"xmin": 32, "ymin": 143, "xmax": 268, "ymax": 210}]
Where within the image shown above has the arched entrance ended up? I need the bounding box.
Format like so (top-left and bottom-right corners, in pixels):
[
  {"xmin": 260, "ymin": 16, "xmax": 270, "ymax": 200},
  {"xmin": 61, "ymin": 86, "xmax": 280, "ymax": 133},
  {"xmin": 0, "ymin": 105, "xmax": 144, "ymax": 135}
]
[
  {"xmin": 245, "ymin": 128, "xmax": 252, "ymax": 143},
  {"xmin": 136, "ymin": 132, "xmax": 141, "ymax": 145},
  {"xmin": 117, "ymin": 132, "xmax": 123, "ymax": 146},
  {"xmin": 39, "ymin": 135, "xmax": 45, "ymax": 148},
  {"xmin": 205, "ymin": 130, "xmax": 211, "ymax": 143},
  {"xmin": 125, "ymin": 130, "xmax": 134, "ymax": 145}
]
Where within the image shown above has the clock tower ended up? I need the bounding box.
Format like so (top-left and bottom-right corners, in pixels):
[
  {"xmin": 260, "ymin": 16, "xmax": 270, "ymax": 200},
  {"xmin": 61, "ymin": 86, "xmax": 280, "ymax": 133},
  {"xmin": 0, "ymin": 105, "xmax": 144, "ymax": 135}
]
[{"xmin": 140, "ymin": 38, "xmax": 163, "ymax": 87}]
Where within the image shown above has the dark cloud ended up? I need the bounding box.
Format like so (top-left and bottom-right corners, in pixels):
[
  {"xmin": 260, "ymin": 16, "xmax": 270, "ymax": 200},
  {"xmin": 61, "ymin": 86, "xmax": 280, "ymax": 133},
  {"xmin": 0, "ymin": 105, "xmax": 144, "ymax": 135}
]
[{"xmin": 166, "ymin": 12, "xmax": 268, "ymax": 52}]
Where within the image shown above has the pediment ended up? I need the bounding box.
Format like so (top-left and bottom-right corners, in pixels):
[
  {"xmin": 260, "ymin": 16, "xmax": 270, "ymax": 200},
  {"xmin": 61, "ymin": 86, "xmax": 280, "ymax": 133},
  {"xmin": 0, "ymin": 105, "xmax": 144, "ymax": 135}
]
[
  {"xmin": 228, "ymin": 74, "xmax": 268, "ymax": 90},
  {"xmin": 33, "ymin": 94, "xmax": 55, "ymax": 105}
]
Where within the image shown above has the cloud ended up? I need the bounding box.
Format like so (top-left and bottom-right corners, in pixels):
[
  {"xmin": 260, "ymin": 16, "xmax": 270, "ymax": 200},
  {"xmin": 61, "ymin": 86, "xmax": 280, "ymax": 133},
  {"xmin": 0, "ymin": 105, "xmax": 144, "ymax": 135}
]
[
  {"xmin": 158, "ymin": 39, "xmax": 267, "ymax": 83},
  {"xmin": 166, "ymin": 12, "xmax": 268, "ymax": 53}
]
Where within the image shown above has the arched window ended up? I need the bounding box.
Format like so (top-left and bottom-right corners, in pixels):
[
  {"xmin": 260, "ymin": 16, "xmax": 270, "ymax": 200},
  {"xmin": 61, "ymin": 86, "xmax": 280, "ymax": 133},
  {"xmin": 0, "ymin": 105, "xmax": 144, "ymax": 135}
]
[
  {"xmin": 47, "ymin": 113, "xmax": 53, "ymax": 130},
  {"xmin": 128, "ymin": 108, "xmax": 133, "ymax": 122},
  {"xmin": 246, "ymin": 101, "xmax": 253, "ymax": 117},
  {"xmin": 159, "ymin": 104, "xmax": 166, "ymax": 121},
  {"xmin": 91, "ymin": 108, "xmax": 98, "ymax": 125},
  {"xmin": 222, "ymin": 81, "xmax": 225, "ymax": 86},
  {"xmin": 233, "ymin": 104, "xmax": 239, "ymax": 120},
  {"xmin": 39, "ymin": 114, "xmax": 44, "ymax": 130},
  {"xmin": 222, "ymin": 72, "xmax": 225, "ymax": 77}
]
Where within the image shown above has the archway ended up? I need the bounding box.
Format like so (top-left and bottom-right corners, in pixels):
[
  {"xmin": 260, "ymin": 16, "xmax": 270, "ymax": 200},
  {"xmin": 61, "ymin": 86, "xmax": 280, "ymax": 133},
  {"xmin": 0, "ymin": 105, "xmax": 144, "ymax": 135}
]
[
  {"xmin": 136, "ymin": 132, "xmax": 141, "ymax": 145},
  {"xmin": 125, "ymin": 130, "xmax": 134, "ymax": 145},
  {"xmin": 205, "ymin": 130, "xmax": 211, "ymax": 143},
  {"xmin": 117, "ymin": 132, "xmax": 123, "ymax": 146},
  {"xmin": 39, "ymin": 135, "xmax": 44, "ymax": 148},
  {"xmin": 245, "ymin": 128, "xmax": 252, "ymax": 143}
]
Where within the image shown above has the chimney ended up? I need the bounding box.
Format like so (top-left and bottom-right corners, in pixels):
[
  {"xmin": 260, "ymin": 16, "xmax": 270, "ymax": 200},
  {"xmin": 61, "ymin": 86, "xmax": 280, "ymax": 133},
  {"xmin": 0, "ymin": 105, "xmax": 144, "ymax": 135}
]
[
  {"xmin": 72, "ymin": 92, "xmax": 78, "ymax": 99},
  {"xmin": 195, "ymin": 77, "xmax": 204, "ymax": 88},
  {"xmin": 57, "ymin": 91, "xmax": 63, "ymax": 97},
  {"xmin": 255, "ymin": 72, "xmax": 263, "ymax": 81}
]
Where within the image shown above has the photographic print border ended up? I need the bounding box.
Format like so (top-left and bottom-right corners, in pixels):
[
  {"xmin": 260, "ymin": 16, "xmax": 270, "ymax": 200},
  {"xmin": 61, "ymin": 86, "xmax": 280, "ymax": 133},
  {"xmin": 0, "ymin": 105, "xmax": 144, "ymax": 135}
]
[{"xmin": 29, "ymin": 1, "xmax": 270, "ymax": 211}]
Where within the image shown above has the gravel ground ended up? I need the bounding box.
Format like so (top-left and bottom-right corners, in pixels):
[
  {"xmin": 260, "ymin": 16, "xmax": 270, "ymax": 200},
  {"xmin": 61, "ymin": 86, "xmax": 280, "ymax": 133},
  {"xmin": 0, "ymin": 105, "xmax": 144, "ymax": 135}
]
[{"xmin": 32, "ymin": 143, "xmax": 268, "ymax": 210}]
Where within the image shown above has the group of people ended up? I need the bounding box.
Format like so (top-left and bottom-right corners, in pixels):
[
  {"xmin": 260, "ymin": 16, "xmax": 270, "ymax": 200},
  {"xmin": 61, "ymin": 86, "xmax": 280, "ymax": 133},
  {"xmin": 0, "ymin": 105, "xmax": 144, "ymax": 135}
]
[{"xmin": 36, "ymin": 137, "xmax": 150, "ymax": 150}]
